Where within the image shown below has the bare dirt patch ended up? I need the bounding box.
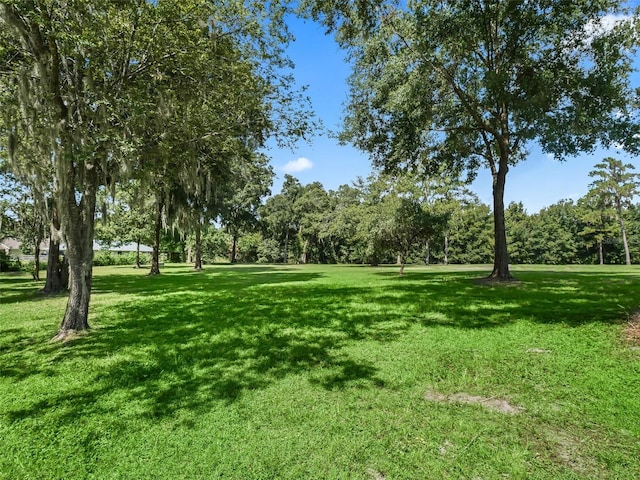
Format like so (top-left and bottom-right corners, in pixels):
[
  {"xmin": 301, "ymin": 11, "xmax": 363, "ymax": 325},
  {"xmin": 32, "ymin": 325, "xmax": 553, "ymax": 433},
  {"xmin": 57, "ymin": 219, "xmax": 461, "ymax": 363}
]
[
  {"xmin": 625, "ymin": 310, "xmax": 640, "ymax": 347},
  {"xmin": 526, "ymin": 348, "xmax": 552, "ymax": 354},
  {"xmin": 527, "ymin": 425, "xmax": 602, "ymax": 476},
  {"xmin": 366, "ymin": 468, "xmax": 386, "ymax": 480},
  {"xmin": 424, "ymin": 390, "xmax": 524, "ymax": 414}
]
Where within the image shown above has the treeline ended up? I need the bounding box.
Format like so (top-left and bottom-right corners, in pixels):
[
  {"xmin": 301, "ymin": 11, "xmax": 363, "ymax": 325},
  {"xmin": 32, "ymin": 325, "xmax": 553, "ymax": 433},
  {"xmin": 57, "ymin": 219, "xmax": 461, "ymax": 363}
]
[
  {"xmin": 87, "ymin": 157, "xmax": 640, "ymax": 268},
  {"xmin": 4, "ymin": 158, "xmax": 638, "ymax": 274}
]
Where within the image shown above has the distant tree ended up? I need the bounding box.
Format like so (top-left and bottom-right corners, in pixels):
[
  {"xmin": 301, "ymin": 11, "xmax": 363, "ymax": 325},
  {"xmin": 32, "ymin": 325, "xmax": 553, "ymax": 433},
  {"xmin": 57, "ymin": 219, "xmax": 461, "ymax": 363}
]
[
  {"xmin": 295, "ymin": 182, "xmax": 332, "ymax": 264},
  {"xmin": 447, "ymin": 199, "xmax": 493, "ymax": 265},
  {"xmin": 326, "ymin": 184, "xmax": 364, "ymax": 263},
  {"xmin": 95, "ymin": 182, "xmax": 155, "ymax": 268},
  {"xmin": 529, "ymin": 200, "xmax": 583, "ymax": 264},
  {"xmin": 357, "ymin": 173, "xmax": 447, "ymax": 274},
  {"xmin": 221, "ymin": 154, "xmax": 273, "ymax": 264},
  {"xmin": 587, "ymin": 157, "xmax": 640, "ymax": 265},
  {"xmin": 305, "ymin": 0, "xmax": 640, "ymax": 280},
  {"xmin": 506, "ymin": 202, "xmax": 533, "ymax": 264},
  {"xmin": 261, "ymin": 175, "xmax": 303, "ymax": 263},
  {"xmin": 380, "ymin": 195, "xmax": 445, "ymax": 275},
  {"xmin": 576, "ymin": 192, "xmax": 618, "ymax": 264},
  {"xmin": 0, "ymin": 171, "xmax": 46, "ymax": 279}
]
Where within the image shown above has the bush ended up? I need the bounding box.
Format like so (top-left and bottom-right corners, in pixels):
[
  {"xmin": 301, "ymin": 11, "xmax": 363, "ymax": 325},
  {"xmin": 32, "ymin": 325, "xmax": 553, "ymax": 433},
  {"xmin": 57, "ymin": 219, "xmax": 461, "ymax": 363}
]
[
  {"xmin": 93, "ymin": 251, "xmax": 151, "ymax": 266},
  {"xmin": 0, "ymin": 251, "xmax": 21, "ymax": 272}
]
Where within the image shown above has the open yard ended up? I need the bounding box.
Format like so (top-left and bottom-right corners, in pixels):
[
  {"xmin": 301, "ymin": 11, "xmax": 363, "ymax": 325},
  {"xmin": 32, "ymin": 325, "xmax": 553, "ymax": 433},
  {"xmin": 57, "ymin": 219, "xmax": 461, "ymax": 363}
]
[{"xmin": 1, "ymin": 264, "xmax": 639, "ymax": 479}]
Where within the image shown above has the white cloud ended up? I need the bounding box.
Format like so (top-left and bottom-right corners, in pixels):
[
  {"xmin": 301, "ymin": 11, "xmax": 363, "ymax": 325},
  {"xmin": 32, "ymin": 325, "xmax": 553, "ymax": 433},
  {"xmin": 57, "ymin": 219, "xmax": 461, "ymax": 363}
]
[
  {"xmin": 282, "ymin": 157, "xmax": 313, "ymax": 173},
  {"xmin": 584, "ymin": 14, "xmax": 632, "ymax": 43}
]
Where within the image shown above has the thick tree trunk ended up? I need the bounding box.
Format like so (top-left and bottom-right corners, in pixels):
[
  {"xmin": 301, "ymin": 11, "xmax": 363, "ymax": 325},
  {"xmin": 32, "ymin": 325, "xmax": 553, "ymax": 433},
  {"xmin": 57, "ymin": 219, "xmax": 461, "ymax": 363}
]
[
  {"xmin": 398, "ymin": 252, "xmax": 406, "ymax": 276},
  {"xmin": 53, "ymin": 160, "xmax": 98, "ymax": 340},
  {"xmin": 194, "ymin": 223, "xmax": 203, "ymax": 270},
  {"xmin": 54, "ymin": 248, "xmax": 93, "ymax": 339},
  {"xmin": 489, "ymin": 159, "xmax": 512, "ymax": 280},
  {"xmin": 149, "ymin": 195, "xmax": 163, "ymax": 275}
]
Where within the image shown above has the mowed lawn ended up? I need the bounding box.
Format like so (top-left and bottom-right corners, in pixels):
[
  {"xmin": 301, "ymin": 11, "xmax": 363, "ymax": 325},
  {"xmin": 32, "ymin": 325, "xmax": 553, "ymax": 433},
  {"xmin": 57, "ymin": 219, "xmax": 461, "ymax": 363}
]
[{"xmin": 1, "ymin": 264, "xmax": 639, "ymax": 479}]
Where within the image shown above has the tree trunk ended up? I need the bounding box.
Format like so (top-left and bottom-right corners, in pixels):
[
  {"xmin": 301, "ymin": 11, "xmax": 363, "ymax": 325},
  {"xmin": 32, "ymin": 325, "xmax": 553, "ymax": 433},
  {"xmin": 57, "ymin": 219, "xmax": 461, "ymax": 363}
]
[
  {"xmin": 283, "ymin": 229, "xmax": 289, "ymax": 264},
  {"xmin": 424, "ymin": 240, "xmax": 430, "ymax": 265},
  {"xmin": 135, "ymin": 238, "xmax": 142, "ymax": 268},
  {"xmin": 230, "ymin": 233, "xmax": 238, "ymax": 264},
  {"xmin": 53, "ymin": 159, "xmax": 98, "ymax": 340},
  {"xmin": 194, "ymin": 222, "xmax": 203, "ymax": 270},
  {"xmin": 398, "ymin": 252, "xmax": 406, "ymax": 276},
  {"xmin": 618, "ymin": 211, "xmax": 631, "ymax": 265},
  {"xmin": 43, "ymin": 238, "xmax": 65, "ymax": 293},
  {"xmin": 300, "ymin": 239, "xmax": 308, "ymax": 264},
  {"xmin": 32, "ymin": 236, "xmax": 41, "ymax": 281},
  {"xmin": 598, "ymin": 239, "xmax": 604, "ymax": 265},
  {"xmin": 489, "ymin": 157, "xmax": 512, "ymax": 280},
  {"xmin": 443, "ymin": 230, "xmax": 449, "ymax": 266},
  {"xmin": 43, "ymin": 200, "xmax": 69, "ymax": 293},
  {"xmin": 149, "ymin": 195, "xmax": 163, "ymax": 275}
]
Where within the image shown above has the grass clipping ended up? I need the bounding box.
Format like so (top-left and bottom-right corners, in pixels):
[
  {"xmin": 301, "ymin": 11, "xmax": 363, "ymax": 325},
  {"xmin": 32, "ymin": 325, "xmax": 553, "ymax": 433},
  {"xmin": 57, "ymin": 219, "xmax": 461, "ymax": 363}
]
[{"xmin": 424, "ymin": 390, "xmax": 524, "ymax": 414}]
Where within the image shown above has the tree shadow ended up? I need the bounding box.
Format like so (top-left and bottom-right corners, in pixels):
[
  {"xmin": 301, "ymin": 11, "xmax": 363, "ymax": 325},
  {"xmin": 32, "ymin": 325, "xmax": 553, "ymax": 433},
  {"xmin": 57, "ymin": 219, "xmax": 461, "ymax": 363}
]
[
  {"xmin": 2, "ymin": 265, "xmax": 639, "ymax": 426},
  {"xmin": 371, "ymin": 269, "xmax": 640, "ymax": 328},
  {"xmin": 2, "ymin": 267, "xmax": 402, "ymax": 424}
]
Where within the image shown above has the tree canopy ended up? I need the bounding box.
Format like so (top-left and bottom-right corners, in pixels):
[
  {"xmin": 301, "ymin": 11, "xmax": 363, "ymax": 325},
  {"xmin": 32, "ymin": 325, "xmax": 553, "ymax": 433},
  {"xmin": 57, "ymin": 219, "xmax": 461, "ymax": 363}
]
[
  {"xmin": 0, "ymin": 0, "xmax": 311, "ymax": 338},
  {"xmin": 303, "ymin": 0, "xmax": 640, "ymax": 279}
]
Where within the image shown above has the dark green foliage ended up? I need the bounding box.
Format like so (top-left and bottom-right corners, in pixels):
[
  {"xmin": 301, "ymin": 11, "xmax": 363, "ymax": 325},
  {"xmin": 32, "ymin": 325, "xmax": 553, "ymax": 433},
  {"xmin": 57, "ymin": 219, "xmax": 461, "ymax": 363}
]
[
  {"xmin": 93, "ymin": 252, "xmax": 152, "ymax": 267},
  {"xmin": 0, "ymin": 250, "xmax": 20, "ymax": 272}
]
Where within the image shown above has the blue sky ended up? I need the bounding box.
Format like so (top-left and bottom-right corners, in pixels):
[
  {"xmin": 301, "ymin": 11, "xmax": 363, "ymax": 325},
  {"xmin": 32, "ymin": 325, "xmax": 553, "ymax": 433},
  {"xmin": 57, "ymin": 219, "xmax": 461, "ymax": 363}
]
[{"xmin": 265, "ymin": 15, "xmax": 640, "ymax": 214}]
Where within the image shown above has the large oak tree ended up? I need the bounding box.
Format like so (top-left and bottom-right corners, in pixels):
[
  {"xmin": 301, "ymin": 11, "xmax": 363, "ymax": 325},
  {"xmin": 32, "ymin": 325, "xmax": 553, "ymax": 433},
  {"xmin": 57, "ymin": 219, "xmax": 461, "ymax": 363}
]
[
  {"xmin": 1, "ymin": 0, "xmax": 311, "ymax": 339},
  {"xmin": 304, "ymin": 0, "xmax": 640, "ymax": 279}
]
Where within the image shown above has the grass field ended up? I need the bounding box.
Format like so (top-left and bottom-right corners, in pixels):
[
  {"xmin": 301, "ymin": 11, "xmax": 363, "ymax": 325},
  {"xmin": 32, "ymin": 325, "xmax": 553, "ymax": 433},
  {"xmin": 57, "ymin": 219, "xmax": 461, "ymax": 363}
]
[{"xmin": 1, "ymin": 263, "xmax": 639, "ymax": 479}]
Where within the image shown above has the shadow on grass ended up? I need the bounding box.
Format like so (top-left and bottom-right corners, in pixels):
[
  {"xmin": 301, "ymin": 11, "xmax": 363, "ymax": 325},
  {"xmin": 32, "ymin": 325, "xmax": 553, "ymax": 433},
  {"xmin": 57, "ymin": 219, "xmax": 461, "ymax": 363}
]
[
  {"xmin": 0, "ymin": 275, "xmax": 49, "ymax": 305},
  {"xmin": 2, "ymin": 265, "xmax": 640, "ymax": 424}
]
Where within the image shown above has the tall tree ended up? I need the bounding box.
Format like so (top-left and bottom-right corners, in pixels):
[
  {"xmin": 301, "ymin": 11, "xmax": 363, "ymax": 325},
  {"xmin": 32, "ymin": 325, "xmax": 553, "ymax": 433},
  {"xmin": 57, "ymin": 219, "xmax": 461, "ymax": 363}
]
[
  {"xmin": 261, "ymin": 175, "xmax": 303, "ymax": 263},
  {"xmin": 304, "ymin": 0, "xmax": 640, "ymax": 280},
  {"xmin": 529, "ymin": 200, "xmax": 582, "ymax": 264},
  {"xmin": 220, "ymin": 153, "xmax": 273, "ymax": 264},
  {"xmin": 577, "ymin": 192, "xmax": 618, "ymax": 264},
  {"xmin": 1, "ymin": 1, "xmax": 311, "ymax": 338},
  {"xmin": 587, "ymin": 157, "xmax": 640, "ymax": 265}
]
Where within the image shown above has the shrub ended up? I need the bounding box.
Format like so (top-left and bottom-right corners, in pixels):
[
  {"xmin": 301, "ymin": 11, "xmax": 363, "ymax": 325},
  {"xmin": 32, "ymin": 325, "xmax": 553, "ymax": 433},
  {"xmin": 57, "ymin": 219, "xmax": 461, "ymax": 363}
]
[
  {"xmin": 93, "ymin": 251, "xmax": 152, "ymax": 266},
  {"xmin": 0, "ymin": 251, "xmax": 21, "ymax": 272}
]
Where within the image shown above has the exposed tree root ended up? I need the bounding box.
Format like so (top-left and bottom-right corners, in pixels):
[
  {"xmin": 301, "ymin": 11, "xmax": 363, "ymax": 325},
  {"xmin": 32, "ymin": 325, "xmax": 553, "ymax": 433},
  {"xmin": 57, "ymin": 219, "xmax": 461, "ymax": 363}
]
[
  {"xmin": 50, "ymin": 328, "xmax": 89, "ymax": 343},
  {"xmin": 474, "ymin": 276, "xmax": 520, "ymax": 286}
]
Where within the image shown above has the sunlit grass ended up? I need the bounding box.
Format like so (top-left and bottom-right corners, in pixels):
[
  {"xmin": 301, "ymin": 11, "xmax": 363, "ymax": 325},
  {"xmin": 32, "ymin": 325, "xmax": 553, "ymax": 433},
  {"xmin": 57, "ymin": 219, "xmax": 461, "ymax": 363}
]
[{"xmin": 1, "ymin": 263, "xmax": 639, "ymax": 479}]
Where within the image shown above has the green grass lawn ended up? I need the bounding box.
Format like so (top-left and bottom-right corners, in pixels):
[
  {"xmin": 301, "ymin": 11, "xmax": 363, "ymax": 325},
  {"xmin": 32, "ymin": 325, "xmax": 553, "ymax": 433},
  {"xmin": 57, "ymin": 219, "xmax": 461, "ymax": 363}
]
[{"xmin": 1, "ymin": 263, "xmax": 639, "ymax": 479}]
